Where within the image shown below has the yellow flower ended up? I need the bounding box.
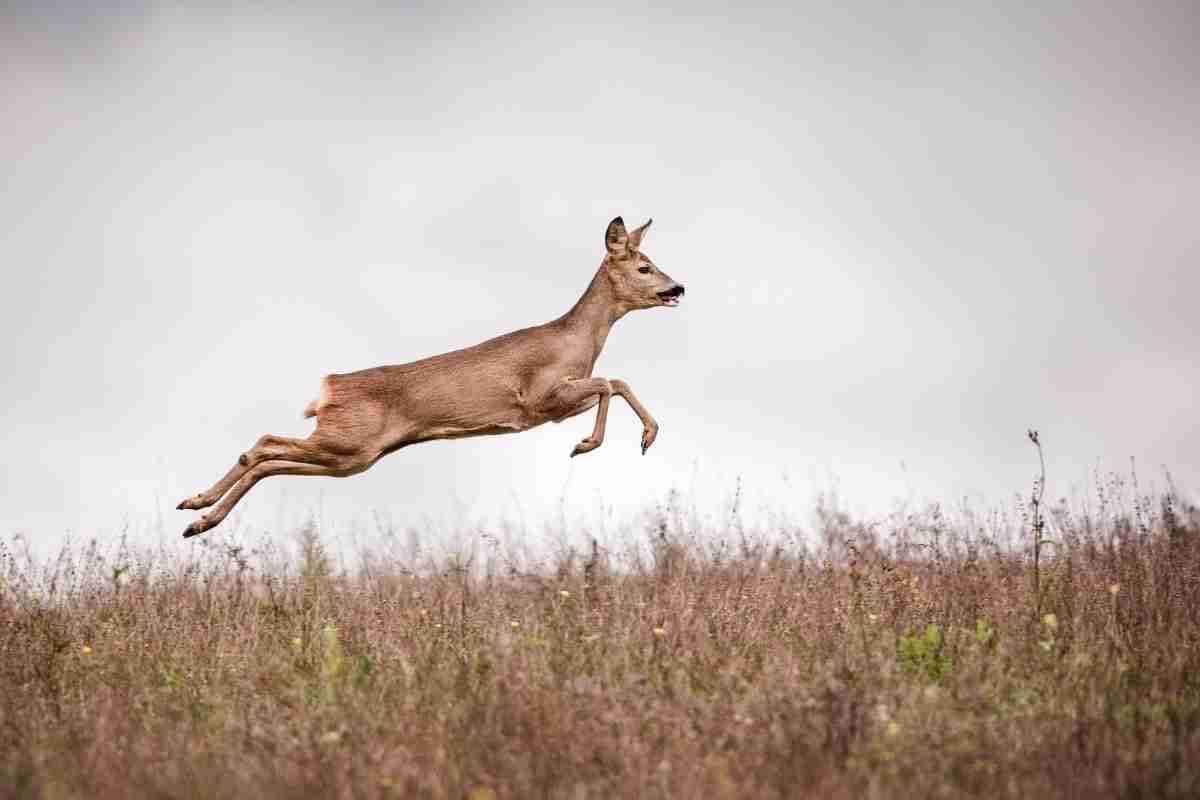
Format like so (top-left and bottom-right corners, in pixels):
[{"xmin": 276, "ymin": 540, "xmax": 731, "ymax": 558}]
[
  {"xmin": 1109, "ymin": 583, "xmax": 1120, "ymax": 596},
  {"xmin": 559, "ymin": 590, "xmax": 571, "ymax": 598},
  {"xmin": 81, "ymin": 645, "xmax": 92, "ymax": 655},
  {"xmin": 510, "ymin": 620, "xmax": 520, "ymax": 629},
  {"xmin": 886, "ymin": 721, "xmax": 901, "ymax": 737},
  {"xmin": 1042, "ymin": 613, "xmax": 1057, "ymax": 630},
  {"xmin": 292, "ymin": 637, "xmax": 302, "ymax": 647},
  {"xmin": 653, "ymin": 627, "xmax": 667, "ymax": 638}
]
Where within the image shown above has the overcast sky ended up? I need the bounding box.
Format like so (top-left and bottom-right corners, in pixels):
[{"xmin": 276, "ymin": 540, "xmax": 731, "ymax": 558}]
[{"xmin": 3, "ymin": 2, "xmax": 1197, "ymax": 551}]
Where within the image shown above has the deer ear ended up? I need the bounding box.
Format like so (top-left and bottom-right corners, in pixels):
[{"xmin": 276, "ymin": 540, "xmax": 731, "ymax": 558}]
[
  {"xmin": 605, "ymin": 216, "xmax": 629, "ymax": 256},
  {"xmin": 628, "ymin": 218, "xmax": 652, "ymax": 252}
]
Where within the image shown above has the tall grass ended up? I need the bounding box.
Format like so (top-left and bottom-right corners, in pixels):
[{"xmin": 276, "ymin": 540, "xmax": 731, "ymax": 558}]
[{"xmin": 1, "ymin": 471, "xmax": 1198, "ymax": 798}]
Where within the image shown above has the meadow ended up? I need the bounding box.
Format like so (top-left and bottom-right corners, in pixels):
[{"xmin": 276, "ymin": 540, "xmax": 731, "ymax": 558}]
[{"xmin": 2, "ymin": 465, "xmax": 1198, "ymax": 798}]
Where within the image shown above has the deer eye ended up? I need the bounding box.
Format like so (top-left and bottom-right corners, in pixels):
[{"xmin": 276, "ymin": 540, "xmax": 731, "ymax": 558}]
[{"xmin": 638, "ymin": 265, "xmax": 651, "ymax": 274}]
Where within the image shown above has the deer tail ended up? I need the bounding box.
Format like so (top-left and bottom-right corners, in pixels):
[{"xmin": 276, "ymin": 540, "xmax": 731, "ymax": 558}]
[{"xmin": 302, "ymin": 375, "xmax": 333, "ymax": 419}]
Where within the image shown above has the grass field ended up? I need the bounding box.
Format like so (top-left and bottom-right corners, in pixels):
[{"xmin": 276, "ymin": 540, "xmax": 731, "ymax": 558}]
[{"xmin": 2, "ymin": 473, "xmax": 1198, "ymax": 798}]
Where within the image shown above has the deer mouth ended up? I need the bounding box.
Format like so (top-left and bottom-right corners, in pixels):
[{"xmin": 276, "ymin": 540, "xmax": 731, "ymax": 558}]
[{"xmin": 657, "ymin": 285, "xmax": 685, "ymax": 306}]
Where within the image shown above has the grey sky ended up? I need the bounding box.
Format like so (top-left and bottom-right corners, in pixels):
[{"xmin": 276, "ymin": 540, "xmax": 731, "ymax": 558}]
[{"xmin": 3, "ymin": 2, "xmax": 1198, "ymax": 546}]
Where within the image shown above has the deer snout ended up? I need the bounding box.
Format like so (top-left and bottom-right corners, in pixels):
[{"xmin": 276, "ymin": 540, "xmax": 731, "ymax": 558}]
[{"xmin": 657, "ymin": 283, "xmax": 685, "ymax": 307}]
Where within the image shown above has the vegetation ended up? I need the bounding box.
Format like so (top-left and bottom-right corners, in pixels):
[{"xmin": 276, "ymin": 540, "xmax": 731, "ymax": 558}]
[{"xmin": 2, "ymin": 460, "xmax": 1198, "ymax": 798}]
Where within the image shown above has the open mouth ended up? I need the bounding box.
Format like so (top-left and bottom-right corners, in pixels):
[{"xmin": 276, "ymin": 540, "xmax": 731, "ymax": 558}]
[{"xmin": 657, "ymin": 285, "xmax": 685, "ymax": 307}]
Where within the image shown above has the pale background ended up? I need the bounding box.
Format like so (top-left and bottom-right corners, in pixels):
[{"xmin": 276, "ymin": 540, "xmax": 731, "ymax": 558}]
[{"xmin": 3, "ymin": 2, "xmax": 1197, "ymax": 552}]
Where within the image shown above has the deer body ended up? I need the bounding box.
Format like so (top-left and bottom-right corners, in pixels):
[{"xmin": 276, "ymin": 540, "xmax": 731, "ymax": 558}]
[{"xmin": 177, "ymin": 216, "xmax": 684, "ymax": 538}]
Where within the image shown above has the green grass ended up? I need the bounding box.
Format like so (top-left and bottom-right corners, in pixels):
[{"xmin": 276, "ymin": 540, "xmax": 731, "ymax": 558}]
[{"xmin": 2, "ymin": 481, "xmax": 1198, "ymax": 798}]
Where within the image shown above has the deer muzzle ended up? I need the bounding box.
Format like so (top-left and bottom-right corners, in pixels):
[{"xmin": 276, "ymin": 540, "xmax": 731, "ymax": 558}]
[{"xmin": 657, "ymin": 285, "xmax": 686, "ymax": 306}]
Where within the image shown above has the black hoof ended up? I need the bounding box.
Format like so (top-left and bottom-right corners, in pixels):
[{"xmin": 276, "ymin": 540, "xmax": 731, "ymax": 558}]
[{"xmin": 182, "ymin": 524, "xmax": 202, "ymax": 539}]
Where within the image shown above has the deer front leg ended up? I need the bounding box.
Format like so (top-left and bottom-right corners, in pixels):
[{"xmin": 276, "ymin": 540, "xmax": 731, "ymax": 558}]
[
  {"xmin": 572, "ymin": 389, "xmax": 611, "ymax": 457},
  {"xmin": 536, "ymin": 377, "xmax": 613, "ymax": 457},
  {"xmin": 609, "ymin": 379, "xmax": 660, "ymax": 454}
]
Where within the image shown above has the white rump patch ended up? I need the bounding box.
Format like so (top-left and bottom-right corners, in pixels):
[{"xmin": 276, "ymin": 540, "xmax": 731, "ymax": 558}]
[{"xmin": 302, "ymin": 376, "xmax": 332, "ymax": 418}]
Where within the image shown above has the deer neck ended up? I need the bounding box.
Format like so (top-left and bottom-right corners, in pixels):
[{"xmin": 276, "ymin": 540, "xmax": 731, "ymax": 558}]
[{"xmin": 562, "ymin": 266, "xmax": 627, "ymax": 358}]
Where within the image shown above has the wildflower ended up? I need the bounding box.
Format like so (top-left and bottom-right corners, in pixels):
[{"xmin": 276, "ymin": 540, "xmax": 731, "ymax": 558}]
[
  {"xmin": 1042, "ymin": 613, "xmax": 1057, "ymax": 630},
  {"xmin": 510, "ymin": 620, "xmax": 520, "ymax": 629},
  {"xmin": 886, "ymin": 721, "xmax": 901, "ymax": 737},
  {"xmin": 559, "ymin": 590, "xmax": 571, "ymax": 598},
  {"xmin": 867, "ymin": 613, "xmax": 879, "ymax": 623},
  {"xmin": 81, "ymin": 645, "xmax": 92, "ymax": 655},
  {"xmin": 653, "ymin": 627, "xmax": 667, "ymax": 637},
  {"xmin": 1109, "ymin": 583, "xmax": 1120, "ymax": 596},
  {"xmin": 292, "ymin": 637, "xmax": 302, "ymax": 647}
]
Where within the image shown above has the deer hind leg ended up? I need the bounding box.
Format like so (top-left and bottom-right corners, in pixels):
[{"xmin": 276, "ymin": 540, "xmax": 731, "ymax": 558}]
[
  {"xmin": 176, "ymin": 434, "xmax": 343, "ymax": 511},
  {"xmin": 182, "ymin": 460, "xmax": 342, "ymax": 538}
]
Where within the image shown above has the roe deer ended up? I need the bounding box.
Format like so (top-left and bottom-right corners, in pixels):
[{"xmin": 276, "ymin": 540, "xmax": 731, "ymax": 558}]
[{"xmin": 177, "ymin": 216, "xmax": 685, "ymax": 538}]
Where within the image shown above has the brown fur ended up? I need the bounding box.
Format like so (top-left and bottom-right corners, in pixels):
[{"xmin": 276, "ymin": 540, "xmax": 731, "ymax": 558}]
[{"xmin": 177, "ymin": 216, "xmax": 685, "ymax": 538}]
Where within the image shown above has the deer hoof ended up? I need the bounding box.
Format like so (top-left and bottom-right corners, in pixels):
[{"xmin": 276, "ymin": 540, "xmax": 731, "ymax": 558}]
[
  {"xmin": 177, "ymin": 495, "xmax": 202, "ymax": 510},
  {"xmin": 571, "ymin": 438, "xmax": 599, "ymax": 458},
  {"xmin": 641, "ymin": 427, "xmax": 658, "ymax": 454},
  {"xmin": 182, "ymin": 518, "xmax": 208, "ymax": 538}
]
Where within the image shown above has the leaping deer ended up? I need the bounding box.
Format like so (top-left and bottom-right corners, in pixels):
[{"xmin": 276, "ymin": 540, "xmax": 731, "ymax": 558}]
[{"xmin": 177, "ymin": 216, "xmax": 685, "ymax": 538}]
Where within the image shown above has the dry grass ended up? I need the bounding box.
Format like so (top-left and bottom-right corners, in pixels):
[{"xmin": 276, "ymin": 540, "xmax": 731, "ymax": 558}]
[{"xmin": 2, "ymin": 476, "xmax": 1199, "ymax": 799}]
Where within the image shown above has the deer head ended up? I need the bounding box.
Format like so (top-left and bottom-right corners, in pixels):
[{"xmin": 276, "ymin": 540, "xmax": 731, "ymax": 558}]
[{"xmin": 603, "ymin": 217, "xmax": 685, "ymax": 311}]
